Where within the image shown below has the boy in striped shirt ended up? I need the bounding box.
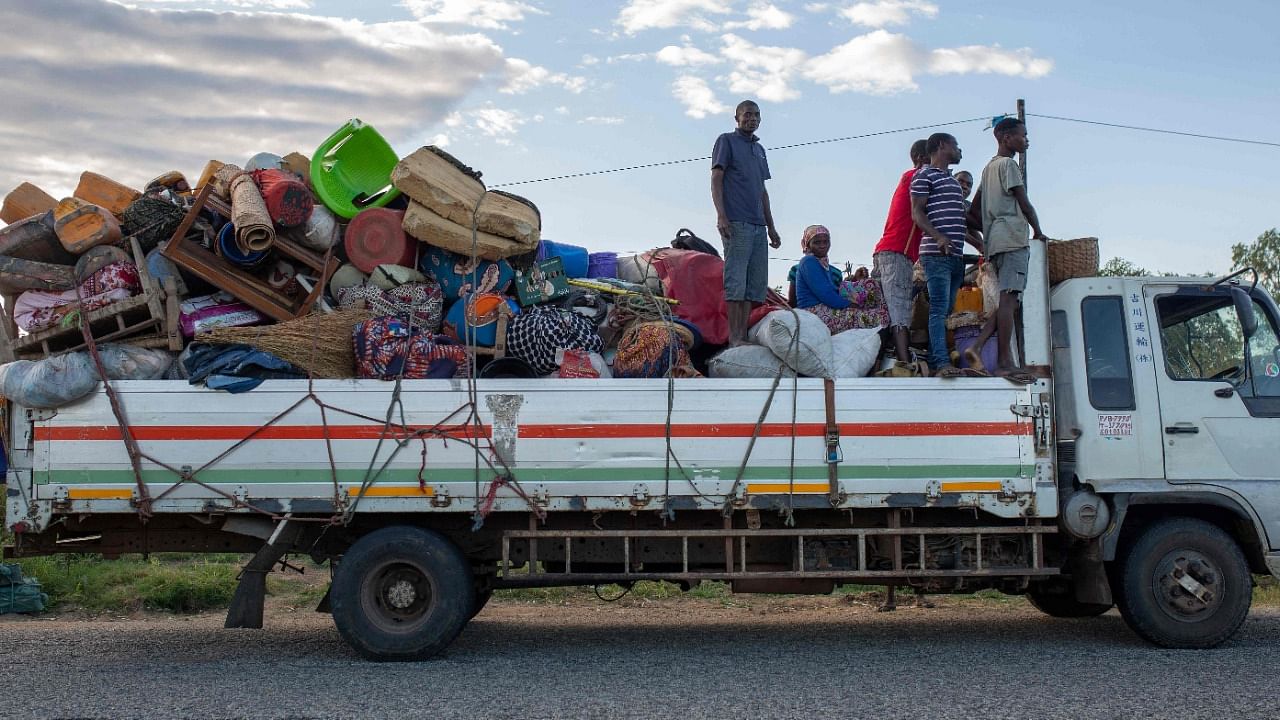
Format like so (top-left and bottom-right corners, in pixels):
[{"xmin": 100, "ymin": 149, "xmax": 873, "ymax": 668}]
[{"xmin": 910, "ymin": 133, "xmax": 984, "ymax": 375}]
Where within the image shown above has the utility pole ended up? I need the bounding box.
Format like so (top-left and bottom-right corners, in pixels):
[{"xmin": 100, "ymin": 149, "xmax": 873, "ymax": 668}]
[{"xmin": 1017, "ymin": 98, "xmax": 1027, "ymax": 183}]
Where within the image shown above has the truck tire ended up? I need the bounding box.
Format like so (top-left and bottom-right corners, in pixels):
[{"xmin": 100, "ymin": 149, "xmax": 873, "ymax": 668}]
[
  {"xmin": 1115, "ymin": 517, "xmax": 1251, "ymax": 649},
  {"xmin": 1027, "ymin": 583, "xmax": 1112, "ymax": 618},
  {"xmin": 330, "ymin": 526, "xmax": 475, "ymax": 661}
]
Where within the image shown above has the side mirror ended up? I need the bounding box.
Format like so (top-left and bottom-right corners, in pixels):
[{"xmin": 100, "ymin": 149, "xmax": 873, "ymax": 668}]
[{"xmin": 1231, "ymin": 287, "xmax": 1259, "ymax": 339}]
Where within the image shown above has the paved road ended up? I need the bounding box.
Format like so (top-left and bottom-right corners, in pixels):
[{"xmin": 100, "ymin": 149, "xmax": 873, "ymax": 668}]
[{"xmin": 2, "ymin": 598, "xmax": 1275, "ymax": 719}]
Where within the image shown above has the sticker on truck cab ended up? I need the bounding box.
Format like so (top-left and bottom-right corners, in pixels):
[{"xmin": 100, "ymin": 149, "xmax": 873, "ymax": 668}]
[{"xmin": 1098, "ymin": 414, "xmax": 1134, "ymax": 436}]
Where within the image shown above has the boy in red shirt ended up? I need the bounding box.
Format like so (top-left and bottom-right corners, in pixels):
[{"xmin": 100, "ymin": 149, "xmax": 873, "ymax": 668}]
[{"xmin": 872, "ymin": 139, "xmax": 928, "ymax": 368}]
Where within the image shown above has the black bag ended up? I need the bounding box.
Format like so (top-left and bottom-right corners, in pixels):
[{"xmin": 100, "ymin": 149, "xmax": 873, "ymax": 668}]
[{"xmin": 671, "ymin": 228, "xmax": 720, "ymax": 258}]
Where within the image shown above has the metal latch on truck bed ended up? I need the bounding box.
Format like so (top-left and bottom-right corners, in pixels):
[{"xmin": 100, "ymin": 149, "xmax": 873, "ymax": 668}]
[{"xmin": 1011, "ymin": 396, "xmax": 1051, "ymax": 451}]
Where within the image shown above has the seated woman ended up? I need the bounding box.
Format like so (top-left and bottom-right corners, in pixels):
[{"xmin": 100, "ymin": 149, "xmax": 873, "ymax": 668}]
[
  {"xmin": 793, "ymin": 224, "xmax": 888, "ymax": 334},
  {"xmin": 787, "ymin": 245, "xmax": 842, "ymax": 307}
]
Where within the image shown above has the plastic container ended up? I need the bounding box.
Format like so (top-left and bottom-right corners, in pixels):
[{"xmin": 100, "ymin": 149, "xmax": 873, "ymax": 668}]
[
  {"xmin": 216, "ymin": 222, "xmax": 268, "ymax": 269},
  {"xmin": 310, "ymin": 119, "xmax": 402, "ymax": 219},
  {"xmin": 536, "ymin": 240, "xmax": 589, "ymax": 278},
  {"xmin": 953, "ymin": 286, "xmax": 983, "ymax": 314},
  {"xmin": 1, "ymin": 182, "xmax": 57, "ymax": 224},
  {"xmin": 53, "ymin": 197, "xmax": 122, "ymax": 254},
  {"xmin": 954, "ymin": 324, "xmax": 998, "ymax": 371},
  {"xmin": 442, "ymin": 292, "xmax": 519, "ymax": 348},
  {"xmin": 74, "ymin": 172, "xmax": 140, "ymax": 217},
  {"xmin": 586, "ymin": 251, "xmax": 618, "ymax": 279},
  {"xmin": 345, "ymin": 207, "xmax": 413, "ymax": 273}
]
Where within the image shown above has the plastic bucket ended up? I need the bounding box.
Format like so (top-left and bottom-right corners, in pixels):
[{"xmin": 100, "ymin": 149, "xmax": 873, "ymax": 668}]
[
  {"xmin": 216, "ymin": 222, "xmax": 269, "ymax": 269},
  {"xmin": 586, "ymin": 251, "xmax": 617, "ymax": 279},
  {"xmin": 955, "ymin": 324, "xmax": 998, "ymax": 370},
  {"xmin": 536, "ymin": 240, "xmax": 589, "ymax": 278}
]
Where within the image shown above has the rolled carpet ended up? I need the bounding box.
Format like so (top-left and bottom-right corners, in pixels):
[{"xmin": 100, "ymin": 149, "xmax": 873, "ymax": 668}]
[{"xmin": 213, "ymin": 164, "xmax": 275, "ymax": 254}]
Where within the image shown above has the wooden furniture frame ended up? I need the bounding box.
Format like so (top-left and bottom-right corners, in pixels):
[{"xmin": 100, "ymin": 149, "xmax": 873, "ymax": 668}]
[
  {"xmin": 0, "ymin": 236, "xmax": 181, "ymax": 361},
  {"xmin": 162, "ymin": 184, "xmax": 338, "ymax": 323}
]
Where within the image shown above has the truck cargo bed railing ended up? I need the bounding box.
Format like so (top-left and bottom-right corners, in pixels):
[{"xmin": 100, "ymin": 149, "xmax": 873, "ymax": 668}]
[{"xmin": 498, "ymin": 524, "xmax": 1058, "ymax": 586}]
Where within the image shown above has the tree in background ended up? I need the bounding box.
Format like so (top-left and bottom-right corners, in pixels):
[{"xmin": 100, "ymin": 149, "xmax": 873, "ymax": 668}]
[
  {"xmin": 1231, "ymin": 229, "xmax": 1280, "ymax": 296},
  {"xmin": 1099, "ymin": 257, "xmax": 1151, "ymax": 277}
]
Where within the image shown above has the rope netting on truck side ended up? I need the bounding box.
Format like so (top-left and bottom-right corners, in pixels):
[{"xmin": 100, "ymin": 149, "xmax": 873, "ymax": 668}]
[{"xmin": 68, "ymin": 180, "xmax": 809, "ymax": 533}]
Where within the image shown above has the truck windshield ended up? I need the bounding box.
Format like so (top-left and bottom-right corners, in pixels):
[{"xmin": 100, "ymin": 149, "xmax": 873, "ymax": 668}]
[{"xmin": 1156, "ymin": 294, "xmax": 1245, "ymax": 382}]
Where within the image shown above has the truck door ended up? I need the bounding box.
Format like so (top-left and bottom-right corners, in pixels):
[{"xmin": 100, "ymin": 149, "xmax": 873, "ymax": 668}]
[{"xmin": 1146, "ymin": 283, "xmax": 1280, "ymax": 548}]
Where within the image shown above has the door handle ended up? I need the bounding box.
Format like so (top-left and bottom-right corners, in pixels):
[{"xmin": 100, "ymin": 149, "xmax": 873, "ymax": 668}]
[
  {"xmin": 1214, "ymin": 387, "xmax": 1235, "ymax": 398},
  {"xmin": 1164, "ymin": 425, "xmax": 1200, "ymax": 435}
]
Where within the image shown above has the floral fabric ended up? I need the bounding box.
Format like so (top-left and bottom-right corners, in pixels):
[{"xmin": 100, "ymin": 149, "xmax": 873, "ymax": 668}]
[{"xmin": 808, "ymin": 279, "xmax": 889, "ymax": 335}]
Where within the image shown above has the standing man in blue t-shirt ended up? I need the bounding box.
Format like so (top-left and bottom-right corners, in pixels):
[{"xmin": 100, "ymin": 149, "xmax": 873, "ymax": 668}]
[
  {"xmin": 911, "ymin": 132, "xmax": 984, "ymax": 376},
  {"xmin": 712, "ymin": 100, "xmax": 781, "ymax": 346}
]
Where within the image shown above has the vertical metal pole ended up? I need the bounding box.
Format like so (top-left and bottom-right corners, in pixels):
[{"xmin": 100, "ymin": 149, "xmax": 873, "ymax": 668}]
[{"xmin": 1017, "ymin": 98, "xmax": 1027, "ymax": 182}]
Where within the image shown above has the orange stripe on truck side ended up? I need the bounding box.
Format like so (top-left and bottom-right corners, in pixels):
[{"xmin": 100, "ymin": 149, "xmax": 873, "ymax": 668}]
[{"xmin": 35, "ymin": 421, "xmax": 1029, "ymax": 442}]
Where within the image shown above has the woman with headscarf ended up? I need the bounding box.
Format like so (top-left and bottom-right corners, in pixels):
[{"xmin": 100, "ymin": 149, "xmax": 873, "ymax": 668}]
[
  {"xmin": 787, "ymin": 230, "xmax": 842, "ymax": 307},
  {"xmin": 793, "ymin": 224, "xmax": 889, "ymax": 334}
]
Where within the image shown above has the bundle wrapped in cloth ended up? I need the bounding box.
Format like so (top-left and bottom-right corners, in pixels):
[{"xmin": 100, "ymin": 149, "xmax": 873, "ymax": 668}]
[{"xmin": 392, "ymin": 146, "xmax": 540, "ymax": 260}]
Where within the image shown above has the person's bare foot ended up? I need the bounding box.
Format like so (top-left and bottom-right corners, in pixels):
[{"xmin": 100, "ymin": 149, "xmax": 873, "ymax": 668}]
[
  {"xmin": 994, "ymin": 365, "xmax": 1036, "ymax": 385},
  {"xmin": 962, "ymin": 347, "xmax": 985, "ymax": 373}
]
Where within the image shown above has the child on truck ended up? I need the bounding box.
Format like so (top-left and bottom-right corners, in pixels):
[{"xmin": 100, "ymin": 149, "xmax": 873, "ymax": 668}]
[{"xmin": 966, "ymin": 118, "xmax": 1047, "ymax": 384}]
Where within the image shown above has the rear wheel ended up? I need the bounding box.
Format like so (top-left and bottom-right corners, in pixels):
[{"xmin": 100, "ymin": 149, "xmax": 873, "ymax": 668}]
[
  {"xmin": 1116, "ymin": 518, "xmax": 1251, "ymax": 648},
  {"xmin": 1027, "ymin": 581, "xmax": 1112, "ymax": 618},
  {"xmin": 330, "ymin": 526, "xmax": 474, "ymax": 661}
]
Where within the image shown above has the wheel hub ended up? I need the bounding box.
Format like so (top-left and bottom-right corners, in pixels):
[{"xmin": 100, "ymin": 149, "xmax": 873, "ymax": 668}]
[
  {"xmin": 386, "ymin": 579, "xmax": 417, "ymax": 609},
  {"xmin": 1154, "ymin": 549, "xmax": 1221, "ymax": 620}
]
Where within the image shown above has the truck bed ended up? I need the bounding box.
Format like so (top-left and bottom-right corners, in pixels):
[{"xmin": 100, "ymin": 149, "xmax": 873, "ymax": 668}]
[{"xmin": 6, "ymin": 377, "xmax": 1053, "ymax": 532}]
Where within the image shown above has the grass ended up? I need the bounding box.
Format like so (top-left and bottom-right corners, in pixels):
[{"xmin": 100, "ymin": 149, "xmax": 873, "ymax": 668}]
[{"xmin": 7, "ymin": 555, "xmax": 1280, "ymax": 615}]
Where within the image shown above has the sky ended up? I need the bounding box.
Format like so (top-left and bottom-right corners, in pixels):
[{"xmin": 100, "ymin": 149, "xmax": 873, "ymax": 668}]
[{"xmin": 2, "ymin": 0, "xmax": 1277, "ymax": 286}]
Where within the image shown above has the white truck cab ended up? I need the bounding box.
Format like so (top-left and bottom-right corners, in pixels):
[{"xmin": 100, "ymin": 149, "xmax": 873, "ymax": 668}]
[{"xmin": 1050, "ymin": 271, "xmax": 1280, "ymax": 644}]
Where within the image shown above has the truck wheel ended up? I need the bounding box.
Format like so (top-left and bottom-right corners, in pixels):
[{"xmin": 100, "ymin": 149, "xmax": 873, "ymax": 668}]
[
  {"xmin": 1027, "ymin": 582, "xmax": 1112, "ymax": 618},
  {"xmin": 330, "ymin": 526, "xmax": 474, "ymax": 661},
  {"xmin": 1116, "ymin": 517, "xmax": 1251, "ymax": 649}
]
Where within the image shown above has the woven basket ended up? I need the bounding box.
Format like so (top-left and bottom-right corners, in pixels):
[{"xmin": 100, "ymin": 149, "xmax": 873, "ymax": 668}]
[{"xmin": 1047, "ymin": 237, "xmax": 1099, "ymax": 285}]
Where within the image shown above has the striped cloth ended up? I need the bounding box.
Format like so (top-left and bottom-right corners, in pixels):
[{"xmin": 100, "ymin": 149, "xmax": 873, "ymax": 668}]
[{"xmin": 910, "ymin": 166, "xmax": 966, "ymax": 255}]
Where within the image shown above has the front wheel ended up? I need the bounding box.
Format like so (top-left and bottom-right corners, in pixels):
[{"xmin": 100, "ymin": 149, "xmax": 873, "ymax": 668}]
[
  {"xmin": 1116, "ymin": 518, "xmax": 1252, "ymax": 648},
  {"xmin": 330, "ymin": 526, "xmax": 475, "ymax": 661}
]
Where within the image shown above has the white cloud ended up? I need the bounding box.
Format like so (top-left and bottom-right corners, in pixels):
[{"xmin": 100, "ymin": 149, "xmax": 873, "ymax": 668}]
[
  {"xmin": 672, "ymin": 75, "xmax": 730, "ymax": 119},
  {"xmin": 0, "ymin": 0, "xmax": 510, "ymax": 196},
  {"xmin": 719, "ymin": 33, "xmax": 806, "ymax": 102},
  {"xmin": 725, "ymin": 2, "xmax": 794, "ymax": 30},
  {"xmin": 803, "ymin": 2, "xmax": 829, "ymax": 11},
  {"xmin": 929, "ymin": 45, "xmax": 1054, "ymax": 78},
  {"xmin": 617, "ymin": 0, "xmax": 734, "ymax": 34},
  {"xmin": 554, "ymin": 105, "xmax": 571, "ymax": 115},
  {"xmin": 579, "ymin": 116, "xmax": 626, "ymax": 125},
  {"xmin": 804, "ymin": 30, "xmax": 1053, "ymax": 95},
  {"xmin": 501, "ymin": 58, "xmax": 587, "ymax": 94},
  {"xmin": 428, "ymin": 133, "xmax": 451, "ymax": 147},
  {"xmin": 838, "ymin": 0, "xmax": 938, "ymax": 28},
  {"xmin": 607, "ymin": 52, "xmax": 652, "ymax": 63},
  {"xmin": 580, "ymin": 54, "xmax": 600, "ymax": 66},
  {"xmin": 468, "ymin": 107, "xmax": 528, "ymax": 145},
  {"xmin": 803, "ymin": 29, "xmax": 919, "ymax": 94},
  {"xmin": 122, "ymin": 0, "xmax": 313, "ymax": 8},
  {"xmin": 655, "ymin": 44, "xmax": 721, "ymax": 66},
  {"xmin": 401, "ymin": 0, "xmax": 544, "ymax": 30}
]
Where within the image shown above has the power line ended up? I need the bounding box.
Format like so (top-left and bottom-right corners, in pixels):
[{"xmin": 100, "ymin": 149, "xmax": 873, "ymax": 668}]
[
  {"xmin": 490, "ymin": 116, "xmax": 989, "ymax": 188},
  {"xmin": 1027, "ymin": 113, "xmax": 1280, "ymax": 148}
]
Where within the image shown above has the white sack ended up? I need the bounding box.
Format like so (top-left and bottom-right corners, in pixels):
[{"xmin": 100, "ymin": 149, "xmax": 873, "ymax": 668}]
[
  {"xmin": 829, "ymin": 328, "xmax": 882, "ymax": 378},
  {"xmin": 708, "ymin": 345, "xmax": 796, "ymax": 378},
  {"xmin": 748, "ymin": 309, "xmax": 833, "ymax": 378}
]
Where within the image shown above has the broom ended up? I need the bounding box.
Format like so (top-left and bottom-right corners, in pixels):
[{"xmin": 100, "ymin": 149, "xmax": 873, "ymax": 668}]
[{"xmin": 201, "ymin": 306, "xmax": 373, "ymax": 378}]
